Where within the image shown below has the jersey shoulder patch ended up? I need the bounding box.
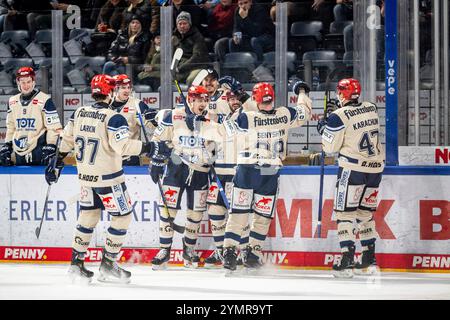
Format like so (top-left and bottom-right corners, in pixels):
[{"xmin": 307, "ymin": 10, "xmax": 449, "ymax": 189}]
[
  {"xmin": 326, "ymin": 113, "xmax": 345, "ymax": 132},
  {"xmin": 107, "ymin": 113, "xmax": 129, "ymax": 131}
]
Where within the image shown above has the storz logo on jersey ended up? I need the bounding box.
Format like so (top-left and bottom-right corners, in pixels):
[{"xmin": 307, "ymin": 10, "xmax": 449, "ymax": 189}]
[
  {"xmin": 16, "ymin": 118, "xmax": 36, "ymax": 129},
  {"xmin": 114, "ymin": 128, "xmax": 129, "ymax": 142},
  {"xmin": 179, "ymin": 135, "xmax": 205, "ymax": 148}
]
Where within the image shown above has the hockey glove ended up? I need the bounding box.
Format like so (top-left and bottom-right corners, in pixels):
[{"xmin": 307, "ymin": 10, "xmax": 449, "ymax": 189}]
[
  {"xmin": 149, "ymin": 160, "xmax": 165, "ymax": 184},
  {"xmin": 141, "ymin": 141, "xmax": 172, "ymax": 161},
  {"xmin": 41, "ymin": 144, "xmax": 57, "ymax": 165},
  {"xmin": 45, "ymin": 155, "xmax": 65, "ymax": 185},
  {"xmin": 185, "ymin": 113, "xmax": 207, "ymax": 131},
  {"xmin": 292, "ymin": 80, "xmax": 310, "ymax": 95},
  {"xmin": 0, "ymin": 142, "xmax": 13, "ymax": 166},
  {"xmin": 218, "ymin": 76, "xmax": 243, "ymax": 94},
  {"xmin": 317, "ymin": 118, "xmax": 328, "ymax": 135},
  {"xmin": 143, "ymin": 109, "xmax": 159, "ymax": 127}
]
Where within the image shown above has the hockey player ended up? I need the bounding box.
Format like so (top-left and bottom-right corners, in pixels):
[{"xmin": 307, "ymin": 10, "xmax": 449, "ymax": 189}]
[
  {"xmin": 44, "ymin": 74, "xmax": 170, "ymax": 283},
  {"xmin": 150, "ymin": 85, "xmax": 219, "ymax": 269},
  {"xmin": 111, "ymin": 74, "xmax": 158, "ymax": 165},
  {"xmin": 317, "ymin": 78, "xmax": 385, "ymax": 278},
  {"xmin": 201, "ymin": 77, "xmax": 257, "ymax": 268},
  {"xmin": 201, "ymin": 90, "xmax": 242, "ymax": 268},
  {"xmin": 191, "ymin": 81, "xmax": 312, "ymax": 271},
  {"xmin": 0, "ymin": 67, "xmax": 62, "ymax": 166}
]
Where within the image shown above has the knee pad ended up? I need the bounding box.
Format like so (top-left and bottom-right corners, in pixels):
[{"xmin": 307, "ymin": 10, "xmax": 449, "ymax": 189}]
[
  {"xmin": 335, "ymin": 211, "xmax": 357, "ymax": 248},
  {"xmin": 160, "ymin": 207, "xmax": 178, "ymax": 219},
  {"xmin": 159, "ymin": 208, "xmax": 178, "ymax": 248},
  {"xmin": 105, "ymin": 214, "xmax": 133, "ymax": 257},
  {"xmin": 249, "ymin": 213, "xmax": 272, "ymax": 249},
  {"xmin": 224, "ymin": 213, "xmax": 249, "ymax": 248},
  {"xmin": 77, "ymin": 209, "xmax": 101, "ymax": 228},
  {"xmin": 72, "ymin": 209, "xmax": 101, "ymax": 253},
  {"xmin": 184, "ymin": 210, "xmax": 204, "ymax": 246},
  {"xmin": 186, "ymin": 209, "xmax": 204, "ymax": 223},
  {"xmin": 356, "ymin": 209, "xmax": 378, "ymax": 245},
  {"xmin": 208, "ymin": 204, "xmax": 227, "ymax": 216}
]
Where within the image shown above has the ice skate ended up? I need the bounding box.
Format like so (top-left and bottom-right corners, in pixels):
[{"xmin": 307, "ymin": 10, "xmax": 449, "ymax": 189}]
[
  {"xmin": 354, "ymin": 244, "xmax": 380, "ymax": 275},
  {"xmin": 182, "ymin": 239, "xmax": 200, "ymax": 268},
  {"xmin": 203, "ymin": 247, "xmax": 223, "ymax": 269},
  {"xmin": 68, "ymin": 252, "xmax": 93, "ymax": 284},
  {"xmin": 223, "ymin": 246, "xmax": 238, "ymax": 275},
  {"xmin": 151, "ymin": 247, "xmax": 171, "ymax": 270},
  {"xmin": 333, "ymin": 246, "xmax": 356, "ymax": 278},
  {"xmin": 98, "ymin": 255, "xmax": 131, "ymax": 284},
  {"xmin": 236, "ymin": 247, "xmax": 248, "ymax": 269},
  {"xmin": 243, "ymin": 246, "xmax": 263, "ymax": 270}
]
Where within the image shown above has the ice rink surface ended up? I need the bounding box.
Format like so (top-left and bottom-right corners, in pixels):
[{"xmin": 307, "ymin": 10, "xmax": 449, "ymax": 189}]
[{"xmin": 1, "ymin": 263, "xmax": 450, "ymax": 300}]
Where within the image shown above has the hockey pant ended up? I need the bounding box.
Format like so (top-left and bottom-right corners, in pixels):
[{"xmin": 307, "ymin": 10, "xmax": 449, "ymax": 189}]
[
  {"xmin": 72, "ymin": 182, "xmax": 133, "ymax": 260},
  {"xmin": 334, "ymin": 167, "xmax": 382, "ymax": 251},
  {"xmin": 158, "ymin": 160, "xmax": 209, "ymax": 248},
  {"xmin": 224, "ymin": 164, "xmax": 279, "ymax": 259}
]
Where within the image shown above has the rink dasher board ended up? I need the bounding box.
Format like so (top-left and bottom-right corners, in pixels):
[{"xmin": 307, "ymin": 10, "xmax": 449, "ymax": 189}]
[{"xmin": 0, "ymin": 166, "xmax": 449, "ymax": 272}]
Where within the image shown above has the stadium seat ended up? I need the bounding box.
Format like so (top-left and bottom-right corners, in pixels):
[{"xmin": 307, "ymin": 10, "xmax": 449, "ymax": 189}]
[
  {"xmin": 69, "ymin": 28, "xmax": 95, "ymax": 40},
  {"xmin": 0, "ymin": 30, "xmax": 30, "ymax": 49},
  {"xmin": 222, "ymin": 52, "xmax": 258, "ymax": 83},
  {"xmin": 302, "ymin": 50, "xmax": 337, "ymax": 84},
  {"xmin": 0, "ymin": 71, "xmax": 14, "ymax": 90},
  {"xmin": 74, "ymin": 56, "xmax": 106, "ymax": 75},
  {"xmin": 262, "ymin": 51, "xmax": 298, "ymax": 75},
  {"xmin": 289, "ymin": 21, "xmax": 323, "ymax": 57},
  {"xmin": 323, "ymin": 21, "xmax": 353, "ymax": 57},
  {"xmin": 3, "ymin": 58, "xmax": 34, "ymax": 73},
  {"xmin": 35, "ymin": 29, "xmax": 52, "ymax": 44},
  {"xmin": 133, "ymin": 84, "xmax": 152, "ymax": 93},
  {"xmin": 0, "ymin": 30, "xmax": 31, "ymax": 57}
]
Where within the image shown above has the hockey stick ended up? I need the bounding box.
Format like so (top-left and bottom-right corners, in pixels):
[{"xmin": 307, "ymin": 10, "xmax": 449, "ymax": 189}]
[
  {"xmin": 192, "ymin": 69, "xmax": 209, "ymax": 86},
  {"xmin": 135, "ymin": 108, "xmax": 185, "ymax": 234},
  {"xmin": 169, "ymin": 48, "xmax": 230, "ymax": 209},
  {"xmin": 317, "ymin": 66, "xmax": 344, "ymax": 238},
  {"xmin": 36, "ymin": 135, "xmax": 62, "ymax": 239}
]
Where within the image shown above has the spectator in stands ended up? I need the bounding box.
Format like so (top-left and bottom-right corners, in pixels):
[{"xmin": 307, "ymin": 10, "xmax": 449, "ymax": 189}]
[
  {"xmin": 103, "ymin": 15, "xmax": 151, "ymax": 76},
  {"xmin": 3, "ymin": 0, "xmax": 53, "ymax": 34},
  {"xmin": 137, "ymin": 32, "xmax": 161, "ymax": 90},
  {"xmin": 208, "ymin": 0, "xmax": 237, "ymax": 62},
  {"xmin": 96, "ymin": 0, "xmax": 127, "ymax": 33},
  {"xmin": 333, "ymin": 0, "xmax": 353, "ymax": 22},
  {"xmin": 88, "ymin": 0, "xmax": 127, "ymax": 56},
  {"xmin": 0, "ymin": 0, "xmax": 12, "ymax": 33},
  {"xmin": 122, "ymin": 0, "xmax": 160, "ymax": 36},
  {"xmin": 172, "ymin": 11, "xmax": 209, "ymax": 84},
  {"xmin": 197, "ymin": 0, "xmax": 220, "ymax": 16},
  {"xmin": 229, "ymin": 0, "xmax": 274, "ymax": 62},
  {"xmin": 270, "ymin": 1, "xmax": 298, "ymax": 22},
  {"xmin": 173, "ymin": 0, "xmax": 207, "ymax": 35}
]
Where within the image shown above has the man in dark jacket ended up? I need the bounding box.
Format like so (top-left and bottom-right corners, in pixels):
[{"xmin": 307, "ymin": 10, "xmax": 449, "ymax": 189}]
[
  {"xmin": 229, "ymin": 0, "xmax": 275, "ymax": 62},
  {"xmin": 172, "ymin": 11, "xmax": 210, "ymax": 85}
]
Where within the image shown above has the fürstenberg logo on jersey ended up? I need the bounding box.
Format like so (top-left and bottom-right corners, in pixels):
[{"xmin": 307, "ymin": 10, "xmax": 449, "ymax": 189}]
[{"xmin": 253, "ymin": 116, "xmax": 288, "ymax": 127}]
